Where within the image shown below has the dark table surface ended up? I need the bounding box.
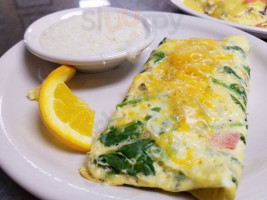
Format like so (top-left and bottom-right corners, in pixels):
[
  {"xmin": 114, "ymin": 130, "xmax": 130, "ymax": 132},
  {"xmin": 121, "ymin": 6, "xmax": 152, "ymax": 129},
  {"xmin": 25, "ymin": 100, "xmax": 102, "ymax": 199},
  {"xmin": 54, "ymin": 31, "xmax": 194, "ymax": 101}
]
[{"xmin": 0, "ymin": 0, "xmax": 266, "ymax": 199}]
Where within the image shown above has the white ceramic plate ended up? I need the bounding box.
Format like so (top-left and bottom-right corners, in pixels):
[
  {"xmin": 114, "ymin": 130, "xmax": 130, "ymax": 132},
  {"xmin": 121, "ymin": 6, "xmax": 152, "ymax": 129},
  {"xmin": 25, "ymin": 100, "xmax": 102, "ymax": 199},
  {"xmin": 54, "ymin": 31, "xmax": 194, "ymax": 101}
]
[
  {"xmin": 169, "ymin": 0, "xmax": 267, "ymax": 39},
  {"xmin": 0, "ymin": 11, "xmax": 267, "ymax": 200}
]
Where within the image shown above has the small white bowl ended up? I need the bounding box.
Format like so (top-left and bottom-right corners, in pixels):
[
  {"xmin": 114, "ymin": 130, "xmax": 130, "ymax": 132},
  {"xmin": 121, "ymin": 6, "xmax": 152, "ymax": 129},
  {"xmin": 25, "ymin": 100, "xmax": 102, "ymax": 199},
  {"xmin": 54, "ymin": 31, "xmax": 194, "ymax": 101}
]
[{"xmin": 24, "ymin": 7, "xmax": 155, "ymax": 73}]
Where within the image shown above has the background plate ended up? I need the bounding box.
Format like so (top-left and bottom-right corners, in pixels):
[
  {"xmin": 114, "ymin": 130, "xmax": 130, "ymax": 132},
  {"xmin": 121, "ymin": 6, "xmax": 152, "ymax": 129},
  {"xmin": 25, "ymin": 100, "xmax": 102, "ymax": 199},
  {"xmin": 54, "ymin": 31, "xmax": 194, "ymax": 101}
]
[
  {"xmin": 170, "ymin": 0, "xmax": 267, "ymax": 39},
  {"xmin": 0, "ymin": 11, "xmax": 267, "ymax": 200}
]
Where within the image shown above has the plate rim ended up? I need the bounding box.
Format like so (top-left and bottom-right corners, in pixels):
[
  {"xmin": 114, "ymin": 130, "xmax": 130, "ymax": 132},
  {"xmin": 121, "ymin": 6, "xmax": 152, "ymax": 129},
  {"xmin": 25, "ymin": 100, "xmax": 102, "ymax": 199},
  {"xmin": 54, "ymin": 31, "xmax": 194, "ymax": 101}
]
[{"xmin": 169, "ymin": 0, "xmax": 267, "ymax": 35}]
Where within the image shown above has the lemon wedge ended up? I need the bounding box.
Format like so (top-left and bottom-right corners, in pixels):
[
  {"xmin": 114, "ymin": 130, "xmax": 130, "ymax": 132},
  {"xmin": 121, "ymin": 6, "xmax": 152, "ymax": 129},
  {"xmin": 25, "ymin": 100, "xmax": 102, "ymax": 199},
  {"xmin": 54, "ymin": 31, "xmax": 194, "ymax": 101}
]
[{"xmin": 39, "ymin": 65, "xmax": 95, "ymax": 152}]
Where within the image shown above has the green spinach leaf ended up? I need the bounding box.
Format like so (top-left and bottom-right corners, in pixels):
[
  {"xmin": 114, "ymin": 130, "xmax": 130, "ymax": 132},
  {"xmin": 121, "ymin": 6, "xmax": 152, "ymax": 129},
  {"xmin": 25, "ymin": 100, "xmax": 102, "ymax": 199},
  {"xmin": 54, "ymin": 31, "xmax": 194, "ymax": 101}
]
[
  {"xmin": 154, "ymin": 52, "xmax": 165, "ymax": 64},
  {"xmin": 99, "ymin": 121, "xmax": 144, "ymax": 147},
  {"xmin": 240, "ymin": 133, "xmax": 246, "ymax": 145},
  {"xmin": 230, "ymin": 94, "xmax": 246, "ymax": 113},
  {"xmin": 99, "ymin": 154, "xmax": 127, "ymax": 172},
  {"xmin": 145, "ymin": 115, "xmax": 153, "ymax": 121},
  {"xmin": 243, "ymin": 66, "xmax": 251, "ymax": 77},
  {"xmin": 151, "ymin": 107, "xmax": 161, "ymax": 112},
  {"xmin": 211, "ymin": 78, "xmax": 247, "ymax": 106},
  {"xmin": 117, "ymin": 98, "xmax": 142, "ymax": 108},
  {"xmin": 118, "ymin": 139, "xmax": 154, "ymax": 158},
  {"xmin": 223, "ymin": 66, "xmax": 242, "ymax": 80},
  {"xmin": 224, "ymin": 46, "xmax": 246, "ymax": 57},
  {"xmin": 158, "ymin": 37, "xmax": 167, "ymax": 46},
  {"xmin": 98, "ymin": 139, "xmax": 155, "ymax": 176}
]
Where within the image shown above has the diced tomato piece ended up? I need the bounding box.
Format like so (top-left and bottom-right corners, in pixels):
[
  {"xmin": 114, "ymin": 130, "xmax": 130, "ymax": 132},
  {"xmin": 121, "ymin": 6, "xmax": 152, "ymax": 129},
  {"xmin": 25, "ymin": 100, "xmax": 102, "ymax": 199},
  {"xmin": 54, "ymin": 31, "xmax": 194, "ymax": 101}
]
[
  {"xmin": 209, "ymin": 133, "xmax": 240, "ymax": 150},
  {"xmin": 244, "ymin": 0, "xmax": 267, "ymax": 4},
  {"xmin": 256, "ymin": 24, "xmax": 266, "ymax": 28},
  {"xmin": 244, "ymin": 0, "xmax": 257, "ymax": 3}
]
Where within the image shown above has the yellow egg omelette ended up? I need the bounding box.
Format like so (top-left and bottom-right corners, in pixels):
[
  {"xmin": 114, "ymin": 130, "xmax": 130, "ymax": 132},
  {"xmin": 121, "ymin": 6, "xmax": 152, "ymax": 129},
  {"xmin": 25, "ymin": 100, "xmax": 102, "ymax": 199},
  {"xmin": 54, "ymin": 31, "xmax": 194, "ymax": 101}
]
[
  {"xmin": 81, "ymin": 36, "xmax": 250, "ymax": 200},
  {"xmin": 183, "ymin": 0, "xmax": 267, "ymax": 28}
]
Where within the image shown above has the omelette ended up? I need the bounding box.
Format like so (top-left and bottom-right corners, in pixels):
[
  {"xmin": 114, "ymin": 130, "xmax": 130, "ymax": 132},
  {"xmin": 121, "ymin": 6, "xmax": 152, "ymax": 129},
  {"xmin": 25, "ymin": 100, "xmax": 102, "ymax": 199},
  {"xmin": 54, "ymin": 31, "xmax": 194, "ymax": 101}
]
[
  {"xmin": 81, "ymin": 36, "xmax": 250, "ymax": 200},
  {"xmin": 183, "ymin": 0, "xmax": 267, "ymax": 28}
]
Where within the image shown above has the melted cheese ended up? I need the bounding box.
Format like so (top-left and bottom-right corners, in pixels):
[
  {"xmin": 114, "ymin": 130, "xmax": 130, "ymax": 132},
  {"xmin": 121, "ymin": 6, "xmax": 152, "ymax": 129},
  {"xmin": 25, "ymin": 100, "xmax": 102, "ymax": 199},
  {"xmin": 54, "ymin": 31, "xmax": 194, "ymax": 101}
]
[
  {"xmin": 85, "ymin": 36, "xmax": 250, "ymax": 200},
  {"xmin": 183, "ymin": 0, "xmax": 267, "ymax": 27}
]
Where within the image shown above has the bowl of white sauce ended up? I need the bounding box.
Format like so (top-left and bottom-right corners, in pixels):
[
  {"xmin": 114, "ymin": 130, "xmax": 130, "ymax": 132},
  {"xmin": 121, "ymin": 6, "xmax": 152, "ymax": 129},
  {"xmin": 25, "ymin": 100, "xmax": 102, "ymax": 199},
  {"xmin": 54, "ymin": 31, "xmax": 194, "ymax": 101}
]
[{"xmin": 24, "ymin": 7, "xmax": 155, "ymax": 73}]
